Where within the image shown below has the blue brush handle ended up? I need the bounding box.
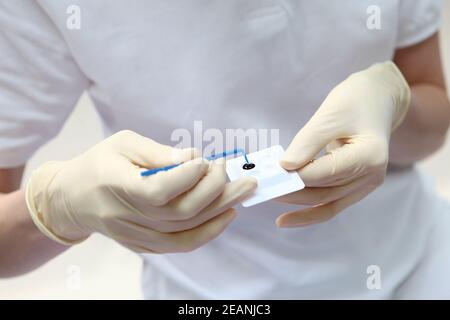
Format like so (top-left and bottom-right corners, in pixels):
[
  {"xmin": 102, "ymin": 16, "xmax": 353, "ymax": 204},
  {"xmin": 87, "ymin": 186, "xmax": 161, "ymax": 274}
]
[{"xmin": 140, "ymin": 148, "xmax": 249, "ymax": 177}]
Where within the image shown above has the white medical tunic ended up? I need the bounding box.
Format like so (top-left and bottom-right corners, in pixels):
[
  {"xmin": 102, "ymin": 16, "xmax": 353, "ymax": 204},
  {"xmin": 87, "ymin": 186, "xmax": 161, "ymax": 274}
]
[{"xmin": 1, "ymin": 0, "xmax": 449, "ymax": 298}]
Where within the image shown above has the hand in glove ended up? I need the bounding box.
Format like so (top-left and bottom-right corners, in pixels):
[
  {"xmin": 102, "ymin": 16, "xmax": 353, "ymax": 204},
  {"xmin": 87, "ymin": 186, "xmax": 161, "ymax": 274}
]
[
  {"xmin": 277, "ymin": 62, "xmax": 410, "ymax": 227},
  {"xmin": 26, "ymin": 130, "xmax": 256, "ymax": 253}
]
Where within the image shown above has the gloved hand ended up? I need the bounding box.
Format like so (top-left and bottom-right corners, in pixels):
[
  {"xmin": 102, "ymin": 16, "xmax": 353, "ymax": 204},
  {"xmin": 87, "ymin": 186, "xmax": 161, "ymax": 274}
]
[
  {"xmin": 26, "ymin": 130, "xmax": 256, "ymax": 253},
  {"xmin": 277, "ymin": 61, "xmax": 410, "ymax": 227}
]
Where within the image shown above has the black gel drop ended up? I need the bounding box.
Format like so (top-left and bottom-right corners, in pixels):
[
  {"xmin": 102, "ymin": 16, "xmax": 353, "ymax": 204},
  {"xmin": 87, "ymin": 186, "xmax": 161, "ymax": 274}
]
[{"xmin": 242, "ymin": 163, "xmax": 255, "ymax": 170}]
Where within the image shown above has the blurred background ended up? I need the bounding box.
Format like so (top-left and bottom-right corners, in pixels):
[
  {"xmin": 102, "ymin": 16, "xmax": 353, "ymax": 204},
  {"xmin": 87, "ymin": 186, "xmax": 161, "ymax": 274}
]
[{"xmin": 1, "ymin": 2, "xmax": 450, "ymax": 299}]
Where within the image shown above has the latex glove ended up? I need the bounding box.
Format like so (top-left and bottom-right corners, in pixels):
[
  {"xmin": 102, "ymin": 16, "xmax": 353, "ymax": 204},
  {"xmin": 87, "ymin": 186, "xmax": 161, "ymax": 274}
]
[
  {"xmin": 26, "ymin": 130, "xmax": 256, "ymax": 253},
  {"xmin": 277, "ymin": 61, "xmax": 410, "ymax": 227}
]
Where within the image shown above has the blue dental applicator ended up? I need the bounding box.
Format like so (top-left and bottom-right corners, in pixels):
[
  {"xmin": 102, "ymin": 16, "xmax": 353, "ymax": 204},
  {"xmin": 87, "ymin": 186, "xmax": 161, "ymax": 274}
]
[{"xmin": 140, "ymin": 148, "xmax": 251, "ymax": 177}]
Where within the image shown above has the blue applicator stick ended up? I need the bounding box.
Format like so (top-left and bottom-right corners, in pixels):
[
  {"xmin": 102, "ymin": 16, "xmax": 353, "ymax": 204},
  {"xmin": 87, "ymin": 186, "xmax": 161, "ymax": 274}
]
[{"xmin": 140, "ymin": 148, "xmax": 250, "ymax": 177}]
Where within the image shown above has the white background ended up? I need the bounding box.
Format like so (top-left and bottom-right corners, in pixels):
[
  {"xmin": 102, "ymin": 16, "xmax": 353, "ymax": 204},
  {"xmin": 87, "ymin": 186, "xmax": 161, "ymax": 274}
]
[{"xmin": 1, "ymin": 2, "xmax": 450, "ymax": 299}]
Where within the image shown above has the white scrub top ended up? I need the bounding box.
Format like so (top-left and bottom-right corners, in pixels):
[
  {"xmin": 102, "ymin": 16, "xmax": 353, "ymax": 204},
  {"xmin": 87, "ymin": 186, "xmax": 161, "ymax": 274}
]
[{"xmin": 1, "ymin": 0, "xmax": 448, "ymax": 299}]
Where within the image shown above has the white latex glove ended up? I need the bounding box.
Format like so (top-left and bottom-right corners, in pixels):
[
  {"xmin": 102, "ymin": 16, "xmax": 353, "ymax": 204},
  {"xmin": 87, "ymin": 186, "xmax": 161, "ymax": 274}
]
[
  {"xmin": 277, "ymin": 61, "xmax": 410, "ymax": 227},
  {"xmin": 26, "ymin": 130, "xmax": 257, "ymax": 253}
]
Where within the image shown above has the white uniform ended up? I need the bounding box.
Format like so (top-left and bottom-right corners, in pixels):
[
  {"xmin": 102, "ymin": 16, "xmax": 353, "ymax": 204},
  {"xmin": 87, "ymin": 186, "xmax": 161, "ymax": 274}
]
[{"xmin": 1, "ymin": 0, "xmax": 449, "ymax": 299}]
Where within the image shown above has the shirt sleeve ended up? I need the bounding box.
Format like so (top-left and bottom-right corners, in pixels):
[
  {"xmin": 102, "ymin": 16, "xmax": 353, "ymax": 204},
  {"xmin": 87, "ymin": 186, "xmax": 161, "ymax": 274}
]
[
  {"xmin": 0, "ymin": 1, "xmax": 88, "ymax": 167},
  {"xmin": 396, "ymin": 0, "xmax": 444, "ymax": 48}
]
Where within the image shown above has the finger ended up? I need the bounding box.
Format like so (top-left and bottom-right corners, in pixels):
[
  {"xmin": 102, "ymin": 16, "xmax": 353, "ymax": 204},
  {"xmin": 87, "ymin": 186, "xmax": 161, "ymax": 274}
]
[
  {"xmin": 122, "ymin": 244, "xmax": 157, "ymax": 254},
  {"xmin": 100, "ymin": 218, "xmax": 162, "ymax": 254},
  {"xmin": 276, "ymin": 173, "xmax": 374, "ymax": 206},
  {"xmin": 280, "ymin": 102, "xmax": 347, "ymax": 171},
  {"xmin": 121, "ymin": 209, "xmax": 238, "ymax": 253},
  {"xmin": 276, "ymin": 185, "xmax": 376, "ymax": 228},
  {"xmin": 112, "ymin": 219, "xmax": 173, "ymax": 254},
  {"xmin": 166, "ymin": 208, "xmax": 237, "ymax": 253},
  {"xmin": 162, "ymin": 159, "xmax": 227, "ymax": 220},
  {"xmin": 150, "ymin": 176, "xmax": 257, "ymax": 230},
  {"xmin": 325, "ymin": 139, "xmax": 345, "ymax": 153},
  {"xmin": 297, "ymin": 137, "xmax": 387, "ymax": 187},
  {"xmin": 198, "ymin": 176, "xmax": 257, "ymax": 217},
  {"xmin": 125, "ymin": 158, "xmax": 210, "ymax": 206},
  {"xmin": 298, "ymin": 142, "xmax": 363, "ymax": 187},
  {"xmin": 110, "ymin": 130, "xmax": 199, "ymax": 167}
]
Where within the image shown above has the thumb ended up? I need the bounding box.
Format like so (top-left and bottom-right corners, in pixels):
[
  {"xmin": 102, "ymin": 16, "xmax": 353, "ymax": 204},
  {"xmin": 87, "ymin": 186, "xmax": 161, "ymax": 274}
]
[
  {"xmin": 297, "ymin": 136, "xmax": 387, "ymax": 187},
  {"xmin": 281, "ymin": 115, "xmax": 340, "ymax": 170}
]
